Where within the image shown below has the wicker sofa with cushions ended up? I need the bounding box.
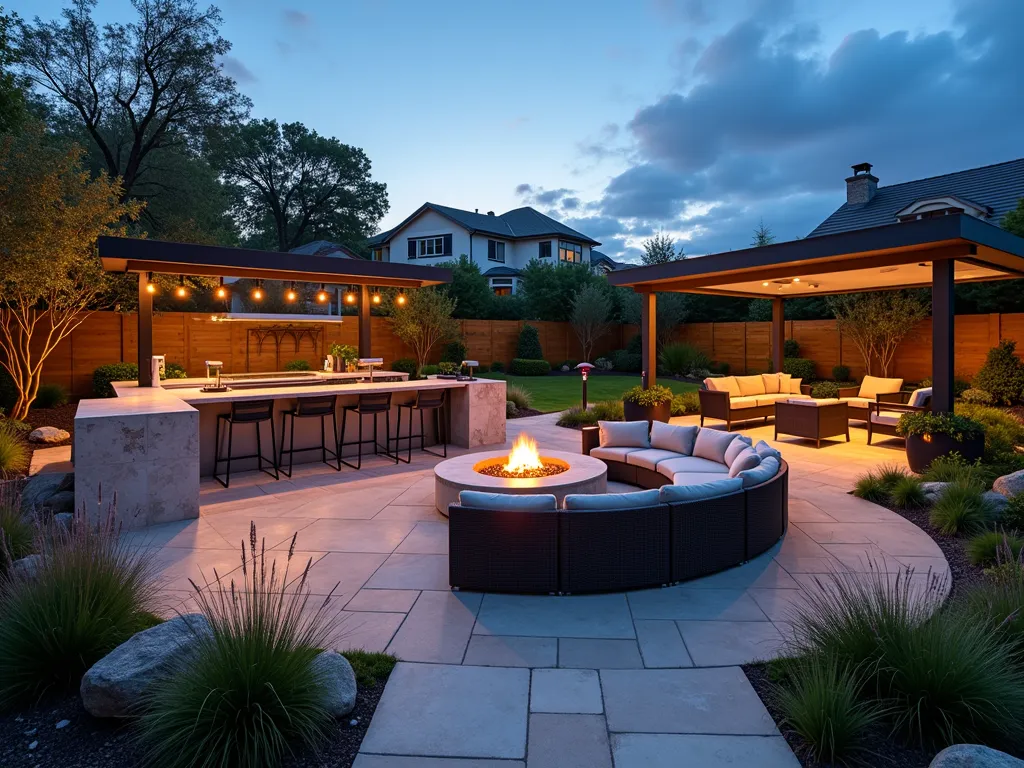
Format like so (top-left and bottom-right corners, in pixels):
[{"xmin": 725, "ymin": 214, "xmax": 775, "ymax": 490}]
[
  {"xmin": 448, "ymin": 420, "xmax": 788, "ymax": 595},
  {"xmin": 838, "ymin": 375, "xmax": 904, "ymax": 420},
  {"xmin": 699, "ymin": 373, "xmax": 812, "ymax": 430}
]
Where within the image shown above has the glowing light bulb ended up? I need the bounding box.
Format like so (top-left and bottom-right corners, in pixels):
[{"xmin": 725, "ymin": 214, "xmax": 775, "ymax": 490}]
[
  {"xmin": 344, "ymin": 291, "xmax": 357, "ymax": 305},
  {"xmin": 396, "ymin": 293, "xmax": 407, "ymax": 306},
  {"xmin": 216, "ymin": 286, "xmax": 227, "ymax": 299},
  {"xmin": 175, "ymin": 285, "xmax": 187, "ymax": 298},
  {"xmin": 146, "ymin": 282, "xmax": 156, "ymax": 294},
  {"xmin": 372, "ymin": 293, "xmax": 381, "ymax": 305}
]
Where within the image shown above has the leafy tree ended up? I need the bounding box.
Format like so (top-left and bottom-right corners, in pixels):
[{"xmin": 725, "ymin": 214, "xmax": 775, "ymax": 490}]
[
  {"xmin": 621, "ymin": 291, "xmax": 690, "ymax": 348},
  {"xmin": 570, "ymin": 283, "xmax": 612, "ymax": 363},
  {"xmin": 516, "ymin": 324, "xmax": 543, "ymax": 359},
  {"xmin": 385, "ymin": 287, "xmax": 458, "ymax": 374},
  {"xmin": 489, "ymin": 292, "xmax": 527, "ymax": 320},
  {"xmin": 0, "ymin": 123, "xmax": 142, "ymax": 419},
  {"xmin": 208, "ymin": 118, "xmax": 388, "ymax": 252},
  {"xmin": 1004, "ymin": 198, "xmax": 1024, "ymax": 237},
  {"xmin": 0, "ymin": 6, "xmax": 26, "ymax": 133},
  {"xmin": 17, "ymin": 0, "xmax": 250, "ymax": 201},
  {"xmin": 828, "ymin": 292, "xmax": 928, "ymax": 377},
  {"xmin": 752, "ymin": 218, "xmax": 776, "ymax": 247},
  {"xmin": 437, "ymin": 256, "xmax": 493, "ymax": 319},
  {"xmin": 518, "ymin": 259, "xmax": 609, "ymax": 321},
  {"xmin": 641, "ymin": 231, "xmax": 683, "ymax": 265}
]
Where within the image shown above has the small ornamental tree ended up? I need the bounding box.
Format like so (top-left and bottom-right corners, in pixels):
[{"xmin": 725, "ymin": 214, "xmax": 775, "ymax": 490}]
[
  {"xmin": 385, "ymin": 287, "xmax": 459, "ymax": 375},
  {"xmin": 0, "ymin": 124, "xmax": 142, "ymax": 419},
  {"xmin": 828, "ymin": 292, "xmax": 927, "ymax": 378},
  {"xmin": 517, "ymin": 324, "xmax": 543, "ymax": 359},
  {"xmin": 972, "ymin": 339, "xmax": 1024, "ymax": 405},
  {"xmin": 570, "ymin": 283, "xmax": 612, "ymax": 363}
]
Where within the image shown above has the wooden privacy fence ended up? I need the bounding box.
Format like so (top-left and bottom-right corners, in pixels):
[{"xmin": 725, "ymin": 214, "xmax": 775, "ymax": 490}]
[
  {"xmin": 34, "ymin": 311, "xmax": 1023, "ymax": 398},
  {"xmin": 37, "ymin": 312, "xmax": 637, "ymax": 397}
]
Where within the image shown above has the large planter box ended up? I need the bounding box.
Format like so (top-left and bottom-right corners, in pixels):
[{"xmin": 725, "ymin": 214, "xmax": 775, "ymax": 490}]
[
  {"xmin": 905, "ymin": 432, "xmax": 985, "ymax": 473},
  {"xmin": 623, "ymin": 400, "xmax": 671, "ymax": 425}
]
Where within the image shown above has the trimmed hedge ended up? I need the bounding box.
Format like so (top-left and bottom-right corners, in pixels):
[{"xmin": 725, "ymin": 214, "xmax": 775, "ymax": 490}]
[
  {"xmin": 832, "ymin": 364, "xmax": 850, "ymax": 382},
  {"xmin": 93, "ymin": 363, "xmax": 141, "ymax": 398},
  {"xmin": 390, "ymin": 358, "xmax": 418, "ymax": 378},
  {"xmin": 510, "ymin": 358, "xmax": 550, "ymax": 376},
  {"xmin": 490, "ymin": 361, "xmax": 505, "ymax": 372},
  {"xmin": 783, "ymin": 357, "xmax": 815, "ymax": 382},
  {"xmin": 516, "ymin": 325, "xmax": 543, "ymax": 359},
  {"xmin": 611, "ymin": 349, "xmax": 642, "ymax": 372}
]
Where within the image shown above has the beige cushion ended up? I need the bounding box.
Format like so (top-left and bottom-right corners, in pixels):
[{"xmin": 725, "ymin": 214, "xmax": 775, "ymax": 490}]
[
  {"xmin": 870, "ymin": 410, "xmax": 904, "ymax": 427},
  {"xmin": 778, "ymin": 372, "xmax": 792, "ymax": 391},
  {"xmin": 627, "ymin": 448, "xmax": 685, "ymax": 471},
  {"xmin": 705, "ymin": 376, "xmax": 740, "ymax": 397},
  {"xmin": 729, "ymin": 396, "xmax": 760, "ymax": 410},
  {"xmin": 787, "ymin": 397, "xmax": 840, "ymax": 406},
  {"xmin": 756, "ymin": 393, "xmax": 808, "ymax": 406},
  {"xmin": 727, "ymin": 447, "xmax": 761, "ymax": 477},
  {"xmin": 650, "ymin": 421, "xmax": 698, "ymax": 455},
  {"xmin": 672, "ymin": 471, "xmax": 737, "ymax": 486},
  {"xmin": 599, "ymin": 420, "xmax": 649, "ymax": 448},
  {"xmin": 564, "ymin": 489, "xmax": 661, "ymax": 510},
  {"xmin": 591, "ymin": 446, "xmax": 643, "ymax": 462},
  {"xmin": 788, "ymin": 377, "xmax": 803, "ymax": 394},
  {"xmin": 908, "ymin": 387, "xmax": 932, "ymax": 408},
  {"xmin": 735, "ymin": 375, "xmax": 766, "ymax": 396},
  {"xmin": 693, "ymin": 428, "xmax": 740, "ymax": 464},
  {"xmin": 858, "ymin": 375, "xmax": 903, "ymax": 399},
  {"xmin": 737, "ymin": 456, "xmax": 780, "ymax": 488},
  {"xmin": 761, "ymin": 373, "xmax": 781, "ymax": 394},
  {"xmin": 660, "ymin": 478, "xmax": 742, "ymax": 502},
  {"xmin": 839, "ymin": 396, "xmax": 875, "ymax": 410},
  {"xmin": 459, "ymin": 491, "xmax": 557, "ymax": 511},
  {"xmin": 658, "ymin": 456, "xmax": 729, "ymax": 479},
  {"xmin": 723, "ymin": 434, "xmax": 753, "ymax": 466}
]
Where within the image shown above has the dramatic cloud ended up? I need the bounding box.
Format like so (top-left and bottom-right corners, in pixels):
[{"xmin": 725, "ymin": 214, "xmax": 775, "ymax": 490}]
[
  {"xmin": 218, "ymin": 55, "xmax": 257, "ymax": 84},
  {"xmin": 541, "ymin": 0, "xmax": 1024, "ymax": 261}
]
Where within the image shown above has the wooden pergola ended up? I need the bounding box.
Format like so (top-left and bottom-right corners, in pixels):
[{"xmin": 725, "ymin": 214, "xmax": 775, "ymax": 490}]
[
  {"xmin": 97, "ymin": 237, "xmax": 452, "ymax": 386},
  {"xmin": 607, "ymin": 215, "xmax": 1024, "ymax": 412}
]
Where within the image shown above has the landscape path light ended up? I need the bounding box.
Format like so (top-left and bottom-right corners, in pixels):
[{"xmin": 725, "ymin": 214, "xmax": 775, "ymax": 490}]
[{"xmin": 576, "ymin": 362, "xmax": 595, "ymax": 409}]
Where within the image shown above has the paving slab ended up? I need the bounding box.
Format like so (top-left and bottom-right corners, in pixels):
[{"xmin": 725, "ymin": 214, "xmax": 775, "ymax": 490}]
[
  {"xmin": 355, "ymin": 757, "xmax": 523, "ymax": 768},
  {"xmin": 627, "ymin": 587, "xmax": 769, "ymax": 621},
  {"xmin": 331, "ymin": 611, "xmax": 407, "ymax": 653},
  {"xmin": 289, "ymin": 518, "xmax": 417, "ymax": 553},
  {"xmin": 527, "ymin": 714, "xmax": 612, "ymax": 768},
  {"xmin": 395, "ymin": 520, "xmax": 449, "ymax": 554},
  {"xmin": 365, "ymin": 552, "xmax": 450, "ymax": 590},
  {"xmin": 386, "ymin": 590, "xmax": 481, "ymax": 663},
  {"xmin": 634, "ymin": 620, "xmax": 694, "ymax": 668},
  {"xmin": 600, "ymin": 668, "xmax": 779, "ymax": 735},
  {"xmin": 610, "ymin": 733, "xmax": 800, "ymax": 767},
  {"xmin": 463, "ymin": 635, "xmax": 558, "ymax": 668},
  {"xmin": 558, "ymin": 638, "xmax": 644, "ymax": 669},
  {"xmin": 344, "ymin": 588, "xmax": 420, "ymax": 613},
  {"xmin": 676, "ymin": 620, "xmax": 788, "ymax": 666},
  {"xmin": 530, "ymin": 669, "xmax": 603, "ymax": 714},
  {"xmin": 360, "ymin": 663, "xmax": 529, "ymax": 759},
  {"xmin": 475, "ymin": 593, "xmax": 635, "ymax": 639}
]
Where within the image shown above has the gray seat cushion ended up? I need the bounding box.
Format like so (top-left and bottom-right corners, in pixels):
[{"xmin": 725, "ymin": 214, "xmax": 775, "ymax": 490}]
[
  {"xmin": 458, "ymin": 491, "xmax": 557, "ymax": 511},
  {"xmin": 657, "ymin": 456, "xmax": 729, "ymax": 479},
  {"xmin": 870, "ymin": 410, "xmax": 903, "ymax": 426},
  {"xmin": 650, "ymin": 421, "xmax": 698, "ymax": 455},
  {"xmin": 564, "ymin": 489, "xmax": 662, "ymax": 510},
  {"xmin": 660, "ymin": 478, "xmax": 743, "ymax": 502},
  {"xmin": 626, "ymin": 448, "xmax": 685, "ymax": 471},
  {"xmin": 672, "ymin": 471, "xmax": 738, "ymax": 486},
  {"xmin": 591, "ymin": 446, "xmax": 644, "ymax": 463}
]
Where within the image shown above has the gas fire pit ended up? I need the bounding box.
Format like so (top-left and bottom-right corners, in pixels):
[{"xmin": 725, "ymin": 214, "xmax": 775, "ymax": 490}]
[{"xmin": 433, "ymin": 434, "xmax": 607, "ymax": 516}]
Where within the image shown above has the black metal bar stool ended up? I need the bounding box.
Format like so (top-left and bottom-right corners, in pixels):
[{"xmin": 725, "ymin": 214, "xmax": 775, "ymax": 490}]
[
  {"xmin": 394, "ymin": 388, "xmax": 448, "ymax": 463},
  {"xmin": 213, "ymin": 399, "xmax": 279, "ymax": 488},
  {"xmin": 339, "ymin": 392, "xmax": 398, "ymax": 469},
  {"xmin": 278, "ymin": 394, "xmax": 340, "ymax": 477}
]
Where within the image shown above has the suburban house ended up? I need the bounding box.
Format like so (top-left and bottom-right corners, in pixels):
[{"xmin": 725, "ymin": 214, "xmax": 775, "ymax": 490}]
[
  {"xmin": 810, "ymin": 158, "xmax": 1024, "ymax": 237},
  {"xmin": 367, "ymin": 203, "xmax": 605, "ymax": 294}
]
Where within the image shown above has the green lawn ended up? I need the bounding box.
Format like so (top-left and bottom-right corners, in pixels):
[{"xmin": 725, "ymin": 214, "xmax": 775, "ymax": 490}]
[{"xmin": 478, "ymin": 372, "xmax": 698, "ymax": 413}]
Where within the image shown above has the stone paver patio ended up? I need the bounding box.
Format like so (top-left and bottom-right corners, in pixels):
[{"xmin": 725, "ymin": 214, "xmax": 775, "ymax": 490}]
[{"xmin": 130, "ymin": 412, "xmax": 947, "ymax": 766}]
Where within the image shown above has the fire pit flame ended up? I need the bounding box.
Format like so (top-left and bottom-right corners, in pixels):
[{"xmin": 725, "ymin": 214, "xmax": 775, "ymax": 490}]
[{"xmin": 474, "ymin": 433, "xmax": 569, "ymax": 479}]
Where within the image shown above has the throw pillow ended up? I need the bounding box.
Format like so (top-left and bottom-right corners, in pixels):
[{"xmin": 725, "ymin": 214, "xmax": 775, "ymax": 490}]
[
  {"xmin": 598, "ymin": 420, "xmax": 650, "ymax": 449},
  {"xmin": 723, "ymin": 434, "xmax": 753, "ymax": 466},
  {"xmin": 650, "ymin": 421, "xmax": 698, "ymax": 455},
  {"xmin": 761, "ymin": 373, "xmax": 781, "ymax": 394},
  {"xmin": 692, "ymin": 428, "xmax": 739, "ymax": 464},
  {"xmin": 789, "ymin": 377, "xmax": 803, "ymax": 394},
  {"xmin": 727, "ymin": 447, "xmax": 761, "ymax": 477}
]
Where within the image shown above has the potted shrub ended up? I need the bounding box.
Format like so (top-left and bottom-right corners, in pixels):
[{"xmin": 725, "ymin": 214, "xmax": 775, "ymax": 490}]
[
  {"xmin": 329, "ymin": 343, "xmax": 358, "ymax": 372},
  {"xmin": 896, "ymin": 411, "xmax": 985, "ymax": 473},
  {"xmin": 437, "ymin": 362, "xmax": 459, "ymax": 379},
  {"xmin": 622, "ymin": 384, "xmax": 673, "ymax": 424}
]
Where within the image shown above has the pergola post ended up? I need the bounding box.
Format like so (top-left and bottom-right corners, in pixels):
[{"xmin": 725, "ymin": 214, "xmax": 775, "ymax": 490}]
[
  {"xmin": 640, "ymin": 291, "xmax": 657, "ymax": 388},
  {"xmin": 932, "ymin": 259, "xmax": 955, "ymax": 413},
  {"xmin": 138, "ymin": 272, "xmax": 153, "ymax": 387},
  {"xmin": 771, "ymin": 298, "xmax": 785, "ymax": 375},
  {"xmin": 359, "ymin": 284, "xmax": 371, "ymax": 358}
]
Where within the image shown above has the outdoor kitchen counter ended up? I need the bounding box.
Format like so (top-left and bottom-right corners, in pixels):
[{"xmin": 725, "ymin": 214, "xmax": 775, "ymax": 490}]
[{"xmin": 75, "ymin": 376, "xmax": 506, "ymax": 529}]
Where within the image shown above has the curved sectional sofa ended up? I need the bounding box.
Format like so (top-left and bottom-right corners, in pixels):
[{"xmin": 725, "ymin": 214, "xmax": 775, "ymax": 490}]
[{"xmin": 448, "ymin": 420, "xmax": 788, "ymax": 595}]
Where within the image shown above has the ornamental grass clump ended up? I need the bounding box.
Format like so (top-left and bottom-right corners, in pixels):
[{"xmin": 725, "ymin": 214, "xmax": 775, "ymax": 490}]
[
  {"xmin": 889, "ymin": 474, "xmax": 927, "ymax": 509},
  {"xmin": 0, "ymin": 501, "xmax": 158, "ymax": 709},
  {"xmin": 0, "ymin": 496, "xmax": 34, "ymax": 571},
  {"xmin": 770, "ymin": 655, "xmax": 885, "ymax": 765},
  {"xmin": 0, "ymin": 420, "xmax": 29, "ymax": 479},
  {"xmin": 670, "ymin": 391, "xmax": 700, "ymax": 416},
  {"xmin": 505, "ymin": 384, "xmax": 533, "ymax": 411},
  {"xmin": 920, "ymin": 452, "xmax": 988, "ymax": 486},
  {"xmin": 957, "ymin": 544, "xmax": 1024, "ymax": 653},
  {"xmin": 966, "ymin": 529, "xmax": 1024, "ymax": 566},
  {"xmin": 851, "ymin": 463, "xmax": 911, "ymax": 504},
  {"xmin": 930, "ymin": 480, "xmax": 994, "ymax": 535},
  {"xmin": 140, "ymin": 523, "xmax": 342, "ymax": 768}
]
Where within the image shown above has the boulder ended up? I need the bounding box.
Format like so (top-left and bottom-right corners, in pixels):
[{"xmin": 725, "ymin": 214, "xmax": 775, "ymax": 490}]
[
  {"xmin": 28, "ymin": 427, "xmax": 70, "ymax": 445},
  {"xmin": 53, "ymin": 512, "xmax": 73, "ymax": 530},
  {"xmin": 993, "ymin": 469, "xmax": 1024, "ymax": 498},
  {"xmin": 43, "ymin": 491, "xmax": 75, "ymax": 513},
  {"xmin": 21, "ymin": 472, "xmax": 72, "ymax": 511},
  {"xmin": 930, "ymin": 744, "xmax": 1024, "ymax": 767},
  {"xmin": 311, "ymin": 651, "xmax": 357, "ymax": 717},
  {"xmin": 11, "ymin": 554, "xmax": 41, "ymax": 578},
  {"xmin": 921, "ymin": 481, "xmax": 950, "ymax": 498},
  {"xmin": 983, "ymin": 491, "xmax": 1009, "ymax": 515},
  {"xmin": 80, "ymin": 614, "xmax": 212, "ymax": 718}
]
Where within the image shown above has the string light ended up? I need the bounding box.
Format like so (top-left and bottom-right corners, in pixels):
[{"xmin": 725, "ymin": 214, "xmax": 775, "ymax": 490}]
[
  {"xmin": 316, "ymin": 284, "xmax": 329, "ymax": 303},
  {"xmin": 285, "ymin": 281, "xmax": 297, "ymax": 302},
  {"xmin": 252, "ymin": 280, "xmax": 264, "ymax": 301},
  {"xmin": 216, "ymin": 277, "xmax": 228, "ymax": 300},
  {"xmin": 395, "ymin": 293, "xmax": 407, "ymax": 307},
  {"xmin": 371, "ymin": 291, "xmax": 382, "ymax": 305},
  {"xmin": 344, "ymin": 287, "xmax": 357, "ymax": 305},
  {"xmin": 175, "ymin": 275, "xmax": 188, "ymax": 299},
  {"xmin": 145, "ymin": 272, "xmax": 156, "ymax": 294}
]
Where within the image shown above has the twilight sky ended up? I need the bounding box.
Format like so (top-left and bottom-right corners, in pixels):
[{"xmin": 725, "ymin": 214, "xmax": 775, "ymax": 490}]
[{"xmin": 12, "ymin": 0, "xmax": 1024, "ymax": 262}]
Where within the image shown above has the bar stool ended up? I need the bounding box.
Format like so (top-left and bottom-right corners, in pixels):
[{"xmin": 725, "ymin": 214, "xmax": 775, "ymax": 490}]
[
  {"xmin": 213, "ymin": 399, "xmax": 279, "ymax": 488},
  {"xmin": 394, "ymin": 389, "xmax": 448, "ymax": 463},
  {"xmin": 278, "ymin": 394, "xmax": 340, "ymax": 477},
  {"xmin": 339, "ymin": 392, "xmax": 399, "ymax": 469}
]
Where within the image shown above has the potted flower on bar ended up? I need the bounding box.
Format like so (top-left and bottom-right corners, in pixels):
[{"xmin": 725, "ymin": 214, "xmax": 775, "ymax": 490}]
[
  {"xmin": 896, "ymin": 411, "xmax": 985, "ymax": 473},
  {"xmin": 622, "ymin": 384, "xmax": 674, "ymax": 424},
  {"xmin": 329, "ymin": 343, "xmax": 358, "ymax": 372}
]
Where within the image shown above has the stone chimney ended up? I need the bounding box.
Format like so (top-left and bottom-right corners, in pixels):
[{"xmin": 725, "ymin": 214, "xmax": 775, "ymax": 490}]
[
  {"xmin": 487, "ymin": 210, "xmax": 495, "ymax": 216},
  {"xmin": 845, "ymin": 162, "xmax": 878, "ymax": 205}
]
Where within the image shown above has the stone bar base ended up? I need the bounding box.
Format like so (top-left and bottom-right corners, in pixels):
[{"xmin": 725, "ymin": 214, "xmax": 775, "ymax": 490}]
[{"xmin": 449, "ymin": 378, "xmax": 506, "ymax": 448}]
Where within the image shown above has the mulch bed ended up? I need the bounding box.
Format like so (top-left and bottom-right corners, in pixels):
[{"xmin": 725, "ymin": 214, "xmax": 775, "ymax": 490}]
[
  {"xmin": 508, "ymin": 407, "xmax": 543, "ymax": 419},
  {"xmin": 20, "ymin": 402, "xmax": 77, "ymax": 467},
  {"xmin": 0, "ymin": 677, "xmax": 389, "ymax": 768}
]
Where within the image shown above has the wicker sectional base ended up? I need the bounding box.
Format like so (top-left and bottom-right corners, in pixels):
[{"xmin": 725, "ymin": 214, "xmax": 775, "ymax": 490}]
[{"xmin": 448, "ymin": 458, "xmax": 788, "ymax": 595}]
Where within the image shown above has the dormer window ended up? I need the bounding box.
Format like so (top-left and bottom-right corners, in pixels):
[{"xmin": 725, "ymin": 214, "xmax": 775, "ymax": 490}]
[{"xmin": 895, "ymin": 195, "xmax": 990, "ymax": 223}]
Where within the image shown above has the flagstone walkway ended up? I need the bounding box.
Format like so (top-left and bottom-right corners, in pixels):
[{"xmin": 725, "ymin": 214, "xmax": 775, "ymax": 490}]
[{"xmin": 131, "ymin": 413, "xmax": 947, "ymax": 767}]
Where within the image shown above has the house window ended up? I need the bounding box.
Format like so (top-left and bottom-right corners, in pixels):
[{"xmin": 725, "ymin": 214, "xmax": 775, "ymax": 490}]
[
  {"xmin": 371, "ymin": 248, "xmax": 385, "ymax": 262},
  {"xmin": 408, "ymin": 234, "xmax": 451, "ymax": 259},
  {"xmin": 491, "ymin": 278, "xmax": 513, "ymax": 296},
  {"xmin": 488, "ymin": 240, "xmax": 506, "ymax": 263},
  {"xmin": 559, "ymin": 240, "xmax": 582, "ymax": 263},
  {"xmin": 539, "ymin": 241, "xmax": 552, "ymax": 258}
]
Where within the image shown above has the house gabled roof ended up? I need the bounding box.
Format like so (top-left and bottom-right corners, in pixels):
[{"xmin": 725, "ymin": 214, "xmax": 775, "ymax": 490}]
[
  {"xmin": 590, "ymin": 249, "xmax": 623, "ymax": 271},
  {"xmin": 368, "ymin": 203, "xmax": 600, "ymax": 247},
  {"xmin": 289, "ymin": 240, "xmax": 365, "ymax": 259},
  {"xmin": 809, "ymin": 157, "xmax": 1024, "ymax": 238}
]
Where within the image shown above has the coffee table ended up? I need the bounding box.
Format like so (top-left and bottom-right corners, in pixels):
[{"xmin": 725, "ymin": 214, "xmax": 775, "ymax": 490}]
[{"xmin": 774, "ymin": 399, "xmax": 850, "ymax": 448}]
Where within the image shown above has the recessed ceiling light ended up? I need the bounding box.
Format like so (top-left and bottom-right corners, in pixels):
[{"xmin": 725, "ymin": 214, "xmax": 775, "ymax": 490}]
[
  {"xmin": 792, "ymin": 277, "xmax": 800, "ymax": 282},
  {"xmin": 762, "ymin": 281, "xmax": 769, "ymax": 287}
]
